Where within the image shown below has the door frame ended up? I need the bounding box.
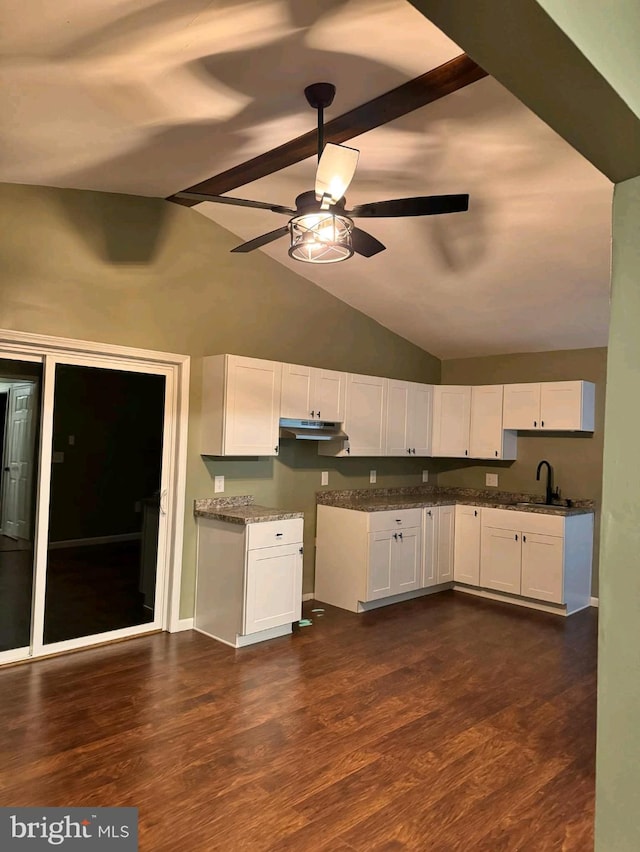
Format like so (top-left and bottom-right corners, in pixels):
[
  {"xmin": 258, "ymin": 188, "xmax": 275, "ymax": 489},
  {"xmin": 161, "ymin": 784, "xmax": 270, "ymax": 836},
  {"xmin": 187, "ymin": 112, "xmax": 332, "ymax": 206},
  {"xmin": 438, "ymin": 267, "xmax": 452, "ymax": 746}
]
[{"xmin": 0, "ymin": 328, "xmax": 190, "ymax": 664}]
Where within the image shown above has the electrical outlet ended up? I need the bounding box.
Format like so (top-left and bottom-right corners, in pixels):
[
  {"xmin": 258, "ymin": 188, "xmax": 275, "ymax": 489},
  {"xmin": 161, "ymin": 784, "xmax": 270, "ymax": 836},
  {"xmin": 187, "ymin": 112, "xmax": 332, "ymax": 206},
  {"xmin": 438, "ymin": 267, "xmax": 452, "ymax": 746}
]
[
  {"xmin": 214, "ymin": 475, "xmax": 224, "ymax": 493},
  {"xmin": 370, "ymin": 470, "xmax": 377, "ymax": 484},
  {"xmin": 68, "ymin": 435, "xmax": 75, "ymax": 446},
  {"xmin": 321, "ymin": 471, "xmax": 329, "ymax": 486},
  {"xmin": 422, "ymin": 470, "xmax": 429, "ymax": 483},
  {"xmin": 486, "ymin": 473, "xmax": 499, "ymax": 487}
]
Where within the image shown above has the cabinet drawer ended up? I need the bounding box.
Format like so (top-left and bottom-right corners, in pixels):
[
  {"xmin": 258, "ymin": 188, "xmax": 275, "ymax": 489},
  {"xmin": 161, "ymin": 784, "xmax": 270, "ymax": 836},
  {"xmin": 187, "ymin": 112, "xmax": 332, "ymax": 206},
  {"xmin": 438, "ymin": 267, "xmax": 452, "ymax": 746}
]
[
  {"xmin": 481, "ymin": 507, "xmax": 564, "ymax": 536},
  {"xmin": 247, "ymin": 518, "xmax": 303, "ymax": 550},
  {"xmin": 368, "ymin": 508, "xmax": 423, "ymax": 532}
]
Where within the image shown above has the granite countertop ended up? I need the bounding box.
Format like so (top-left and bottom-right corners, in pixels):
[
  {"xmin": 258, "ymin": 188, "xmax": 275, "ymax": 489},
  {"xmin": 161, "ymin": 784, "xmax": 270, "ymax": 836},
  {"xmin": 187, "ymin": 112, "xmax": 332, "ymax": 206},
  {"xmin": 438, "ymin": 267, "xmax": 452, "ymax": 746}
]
[
  {"xmin": 317, "ymin": 486, "xmax": 595, "ymax": 516},
  {"xmin": 194, "ymin": 496, "xmax": 304, "ymax": 525}
]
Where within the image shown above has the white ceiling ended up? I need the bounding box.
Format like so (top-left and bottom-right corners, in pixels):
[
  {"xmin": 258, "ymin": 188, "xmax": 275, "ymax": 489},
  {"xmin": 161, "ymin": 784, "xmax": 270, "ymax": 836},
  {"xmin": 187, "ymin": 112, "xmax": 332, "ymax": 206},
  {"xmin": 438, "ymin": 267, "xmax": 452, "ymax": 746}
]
[{"xmin": 0, "ymin": 0, "xmax": 613, "ymax": 359}]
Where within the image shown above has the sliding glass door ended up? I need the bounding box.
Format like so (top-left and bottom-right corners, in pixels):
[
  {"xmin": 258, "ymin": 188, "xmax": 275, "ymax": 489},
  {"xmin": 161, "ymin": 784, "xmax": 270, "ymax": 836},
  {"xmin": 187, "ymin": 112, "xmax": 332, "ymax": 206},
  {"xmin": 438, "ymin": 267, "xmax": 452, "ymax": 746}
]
[{"xmin": 0, "ymin": 345, "xmax": 179, "ymax": 664}]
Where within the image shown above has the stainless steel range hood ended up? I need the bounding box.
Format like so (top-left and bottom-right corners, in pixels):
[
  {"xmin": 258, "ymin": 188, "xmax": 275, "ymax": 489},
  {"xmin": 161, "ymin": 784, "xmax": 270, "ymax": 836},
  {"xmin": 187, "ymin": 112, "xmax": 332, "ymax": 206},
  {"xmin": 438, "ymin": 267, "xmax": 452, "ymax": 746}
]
[{"xmin": 279, "ymin": 418, "xmax": 348, "ymax": 441}]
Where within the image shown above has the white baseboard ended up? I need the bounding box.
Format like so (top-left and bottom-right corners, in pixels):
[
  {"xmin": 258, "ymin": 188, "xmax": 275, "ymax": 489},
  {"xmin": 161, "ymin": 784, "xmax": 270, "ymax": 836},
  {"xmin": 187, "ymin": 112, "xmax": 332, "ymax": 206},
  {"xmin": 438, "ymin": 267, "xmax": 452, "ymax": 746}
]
[
  {"xmin": 49, "ymin": 532, "xmax": 142, "ymax": 549},
  {"xmin": 590, "ymin": 596, "xmax": 599, "ymax": 608},
  {"xmin": 170, "ymin": 618, "xmax": 194, "ymax": 632},
  {"xmin": 302, "ymin": 593, "xmax": 315, "ymax": 601}
]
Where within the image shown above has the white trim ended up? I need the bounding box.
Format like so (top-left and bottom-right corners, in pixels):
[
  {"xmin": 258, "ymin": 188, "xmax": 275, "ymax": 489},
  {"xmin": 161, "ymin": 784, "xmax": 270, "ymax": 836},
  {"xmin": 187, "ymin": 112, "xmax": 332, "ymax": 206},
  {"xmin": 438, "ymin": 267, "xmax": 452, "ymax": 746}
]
[
  {"xmin": 170, "ymin": 618, "xmax": 194, "ymax": 633},
  {"xmin": 0, "ymin": 328, "xmax": 189, "ymax": 367},
  {"xmin": 302, "ymin": 593, "xmax": 315, "ymax": 601},
  {"xmin": 31, "ymin": 623, "xmax": 162, "ymax": 658},
  {"xmin": 590, "ymin": 596, "xmax": 599, "ymax": 607},
  {"xmin": 166, "ymin": 357, "xmax": 190, "ymax": 632},
  {"xmin": 48, "ymin": 533, "xmax": 142, "ymax": 549},
  {"xmin": 0, "ymin": 646, "xmax": 30, "ymax": 666}
]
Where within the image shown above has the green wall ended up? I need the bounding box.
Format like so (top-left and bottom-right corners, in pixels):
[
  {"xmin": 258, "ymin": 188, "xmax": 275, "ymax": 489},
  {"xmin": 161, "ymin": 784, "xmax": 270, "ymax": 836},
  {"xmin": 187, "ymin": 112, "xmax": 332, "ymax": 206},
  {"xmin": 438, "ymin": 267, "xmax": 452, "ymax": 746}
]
[
  {"xmin": 0, "ymin": 182, "xmax": 441, "ymax": 617},
  {"xmin": 595, "ymin": 175, "xmax": 640, "ymax": 851},
  {"xmin": 440, "ymin": 348, "xmax": 606, "ymax": 595}
]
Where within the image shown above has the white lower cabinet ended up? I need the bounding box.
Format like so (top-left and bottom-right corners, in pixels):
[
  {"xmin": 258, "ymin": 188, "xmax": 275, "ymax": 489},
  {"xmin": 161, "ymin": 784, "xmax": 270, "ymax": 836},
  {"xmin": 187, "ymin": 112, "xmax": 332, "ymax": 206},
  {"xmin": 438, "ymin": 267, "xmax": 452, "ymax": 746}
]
[
  {"xmin": 479, "ymin": 508, "xmax": 593, "ymax": 612},
  {"xmin": 315, "ymin": 506, "xmax": 424, "ymax": 612},
  {"xmin": 195, "ymin": 517, "xmax": 303, "ymax": 647},
  {"xmin": 453, "ymin": 504, "xmax": 481, "ymax": 586},
  {"xmin": 422, "ymin": 505, "xmax": 455, "ymax": 587}
]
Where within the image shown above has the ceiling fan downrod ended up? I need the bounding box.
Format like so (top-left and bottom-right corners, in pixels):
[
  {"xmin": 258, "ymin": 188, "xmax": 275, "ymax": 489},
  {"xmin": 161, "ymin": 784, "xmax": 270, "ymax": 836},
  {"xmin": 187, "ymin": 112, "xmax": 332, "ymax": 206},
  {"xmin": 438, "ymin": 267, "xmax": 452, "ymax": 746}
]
[{"xmin": 304, "ymin": 82, "xmax": 336, "ymax": 162}]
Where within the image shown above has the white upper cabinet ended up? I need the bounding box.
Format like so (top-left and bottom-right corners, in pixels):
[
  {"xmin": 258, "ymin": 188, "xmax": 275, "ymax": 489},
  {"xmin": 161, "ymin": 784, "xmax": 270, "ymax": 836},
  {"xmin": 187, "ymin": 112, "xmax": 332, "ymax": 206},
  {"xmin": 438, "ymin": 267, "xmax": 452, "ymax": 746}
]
[
  {"xmin": 201, "ymin": 355, "xmax": 282, "ymax": 456},
  {"xmin": 319, "ymin": 373, "xmax": 387, "ymax": 457},
  {"xmin": 503, "ymin": 381, "xmax": 595, "ymax": 431},
  {"xmin": 469, "ymin": 385, "xmax": 517, "ymax": 460},
  {"xmin": 431, "ymin": 385, "xmax": 472, "ymax": 457},
  {"xmin": 385, "ymin": 380, "xmax": 433, "ymax": 457},
  {"xmin": 280, "ymin": 363, "xmax": 346, "ymax": 422}
]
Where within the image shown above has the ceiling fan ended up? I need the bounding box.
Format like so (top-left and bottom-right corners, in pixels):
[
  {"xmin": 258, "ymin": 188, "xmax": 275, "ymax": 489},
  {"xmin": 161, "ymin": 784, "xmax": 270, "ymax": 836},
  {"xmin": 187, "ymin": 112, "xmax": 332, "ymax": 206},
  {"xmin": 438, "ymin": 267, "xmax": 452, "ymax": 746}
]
[{"xmin": 174, "ymin": 82, "xmax": 469, "ymax": 264}]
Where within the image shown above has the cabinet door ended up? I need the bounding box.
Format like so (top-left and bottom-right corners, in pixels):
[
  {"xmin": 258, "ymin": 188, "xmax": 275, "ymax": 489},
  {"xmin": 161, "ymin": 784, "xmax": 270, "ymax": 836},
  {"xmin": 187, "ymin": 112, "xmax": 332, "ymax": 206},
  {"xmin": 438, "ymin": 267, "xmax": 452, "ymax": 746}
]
[
  {"xmin": 480, "ymin": 527, "xmax": 522, "ymax": 594},
  {"xmin": 502, "ymin": 383, "xmax": 541, "ymax": 430},
  {"xmin": 521, "ymin": 533, "xmax": 564, "ymax": 603},
  {"xmin": 408, "ymin": 382, "xmax": 433, "ymax": 456},
  {"xmin": 469, "ymin": 385, "xmax": 504, "ymax": 459},
  {"xmin": 393, "ymin": 526, "xmax": 422, "ymax": 594},
  {"xmin": 344, "ymin": 373, "xmax": 387, "ymax": 456},
  {"xmin": 367, "ymin": 531, "xmax": 394, "ymax": 600},
  {"xmin": 244, "ymin": 544, "xmax": 302, "ymax": 634},
  {"xmin": 431, "ymin": 386, "xmax": 471, "ymax": 457},
  {"xmin": 539, "ymin": 381, "xmax": 584, "ymax": 430},
  {"xmin": 453, "ymin": 505, "xmax": 481, "ymax": 585},
  {"xmin": 436, "ymin": 505, "xmax": 455, "ymax": 583},
  {"xmin": 280, "ymin": 363, "xmax": 313, "ymax": 419},
  {"xmin": 386, "ymin": 379, "xmax": 411, "ymax": 456},
  {"xmin": 422, "ymin": 508, "xmax": 438, "ymax": 587},
  {"xmin": 224, "ymin": 356, "xmax": 282, "ymax": 455},
  {"xmin": 313, "ymin": 368, "xmax": 346, "ymax": 422}
]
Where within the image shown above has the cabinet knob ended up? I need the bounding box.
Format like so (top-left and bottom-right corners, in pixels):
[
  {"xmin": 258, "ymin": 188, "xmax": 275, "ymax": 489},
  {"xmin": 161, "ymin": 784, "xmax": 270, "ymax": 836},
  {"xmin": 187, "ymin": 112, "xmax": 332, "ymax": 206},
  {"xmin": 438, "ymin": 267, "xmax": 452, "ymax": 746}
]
[
  {"xmin": 346, "ymin": 446, "xmax": 350, "ymax": 454},
  {"xmin": 393, "ymin": 533, "xmax": 398, "ymax": 540},
  {"xmin": 412, "ymin": 448, "xmax": 416, "ymax": 454},
  {"xmin": 310, "ymin": 410, "xmax": 315, "ymax": 417},
  {"xmin": 427, "ymin": 510, "xmax": 432, "ymax": 517},
  {"xmin": 317, "ymin": 411, "xmax": 321, "ymax": 418},
  {"xmin": 398, "ymin": 532, "xmax": 403, "ymax": 540},
  {"xmin": 541, "ymin": 420, "xmax": 544, "ymax": 427},
  {"xmin": 515, "ymin": 534, "xmax": 518, "ymax": 541},
  {"xmin": 299, "ymin": 546, "xmax": 304, "ymax": 554},
  {"xmin": 534, "ymin": 421, "xmax": 537, "ymax": 428},
  {"xmin": 275, "ymin": 446, "xmax": 279, "ymax": 453},
  {"xmin": 407, "ymin": 448, "xmax": 411, "ymax": 454},
  {"xmin": 495, "ymin": 450, "xmax": 498, "ymax": 457},
  {"xmin": 474, "ymin": 510, "xmax": 478, "ymax": 517},
  {"xmin": 464, "ymin": 449, "xmax": 468, "ymax": 456},
  {"xmin": 523, "ymin": 535, "xmax": 526, "ymax": 543}
]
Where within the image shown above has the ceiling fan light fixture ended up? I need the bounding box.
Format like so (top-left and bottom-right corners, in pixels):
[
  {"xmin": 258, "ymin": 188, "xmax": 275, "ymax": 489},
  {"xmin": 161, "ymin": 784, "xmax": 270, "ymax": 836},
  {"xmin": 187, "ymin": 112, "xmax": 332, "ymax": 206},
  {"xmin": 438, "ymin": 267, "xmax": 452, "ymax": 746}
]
[{"xmin": 288, "ymin": 211, "xmax": 354, "ymax": 264}]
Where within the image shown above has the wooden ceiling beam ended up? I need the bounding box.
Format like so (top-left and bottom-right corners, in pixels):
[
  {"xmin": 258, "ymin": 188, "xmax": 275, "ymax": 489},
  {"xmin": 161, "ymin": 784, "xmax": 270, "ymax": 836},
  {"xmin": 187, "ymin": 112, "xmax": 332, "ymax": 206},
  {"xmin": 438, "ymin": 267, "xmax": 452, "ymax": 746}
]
[{"xmin": 168, "ymin": 53, "xmax": 487, "ymax": 206}]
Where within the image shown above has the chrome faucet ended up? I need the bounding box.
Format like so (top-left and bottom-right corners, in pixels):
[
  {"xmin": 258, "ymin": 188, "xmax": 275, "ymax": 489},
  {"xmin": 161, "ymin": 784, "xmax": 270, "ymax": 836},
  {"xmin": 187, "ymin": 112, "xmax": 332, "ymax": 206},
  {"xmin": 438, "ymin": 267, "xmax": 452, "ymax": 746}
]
[{"xmin": 536, "ymin": 459, "xmax": 554, "ymax": 505}]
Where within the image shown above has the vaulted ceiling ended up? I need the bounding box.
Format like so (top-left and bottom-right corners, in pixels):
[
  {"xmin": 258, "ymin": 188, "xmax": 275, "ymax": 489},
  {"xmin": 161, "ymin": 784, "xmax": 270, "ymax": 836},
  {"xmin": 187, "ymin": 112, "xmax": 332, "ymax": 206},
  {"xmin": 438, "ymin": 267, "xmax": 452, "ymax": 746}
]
[{"xmin": 0, "ymin": 0, "xmax": 612, "ymax": 358}]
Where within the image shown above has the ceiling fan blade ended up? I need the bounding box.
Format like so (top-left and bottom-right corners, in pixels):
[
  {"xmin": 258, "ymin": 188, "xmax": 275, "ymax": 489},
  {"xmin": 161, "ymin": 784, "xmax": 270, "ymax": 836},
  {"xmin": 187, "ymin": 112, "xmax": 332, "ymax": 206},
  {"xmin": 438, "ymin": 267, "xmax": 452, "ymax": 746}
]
[
  {"xmin": 230, "ymin": 226, "xmax": 290, "ymax": 254},
  {"xmin": 174, "ymin": 191, "xmax": 294, "ymax": 216},
  {"xmin": 349, "ymin": 194, "xmax": 469, "ymax": 218},
  {"xmin": 315, "ymin": 143, "xmax": 359, "ymax": 206},
  {"xmin": 351, "ymin": 227, "xmax": 386, "ymax": 258}
]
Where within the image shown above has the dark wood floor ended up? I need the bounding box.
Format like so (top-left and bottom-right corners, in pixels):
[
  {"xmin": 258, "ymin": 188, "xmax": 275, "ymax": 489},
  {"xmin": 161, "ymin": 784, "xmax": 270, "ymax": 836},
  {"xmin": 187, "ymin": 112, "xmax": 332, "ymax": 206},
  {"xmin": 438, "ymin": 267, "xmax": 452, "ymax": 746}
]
[{"xmin": 0, "ymin": 592, "xmax": 597, "ymax": 851}]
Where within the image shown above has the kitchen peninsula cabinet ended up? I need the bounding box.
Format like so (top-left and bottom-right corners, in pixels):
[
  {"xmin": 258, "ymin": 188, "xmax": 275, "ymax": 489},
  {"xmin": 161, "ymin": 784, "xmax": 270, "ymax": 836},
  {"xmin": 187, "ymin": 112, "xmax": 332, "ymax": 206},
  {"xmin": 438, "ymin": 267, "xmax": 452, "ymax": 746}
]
[
  {"xmin": 195, "ymin": 506, "xmax": 304, "ymax": 647},
  {"xmin": 201, "ymin": 355, "xmax": 282, "ymax": 456}
]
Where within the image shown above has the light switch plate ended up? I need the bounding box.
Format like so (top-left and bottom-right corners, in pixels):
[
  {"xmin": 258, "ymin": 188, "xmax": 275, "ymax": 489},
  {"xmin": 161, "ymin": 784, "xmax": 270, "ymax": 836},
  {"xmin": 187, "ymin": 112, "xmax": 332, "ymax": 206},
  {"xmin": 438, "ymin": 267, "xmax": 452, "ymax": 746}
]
[
  {"xmin": 214, "ymin": 475, "xmax": 224, "ymax": 493},
  {"xmin": 422, "ymin": 470, "xmax": 429, "ymax": 483},
  {"xmin": 370, "ymin": 470, "xmax": 377, "ymax": 484},
  {"xmin": 486, "ymin": 473, "xmax": 498, "ymax": 487},
  {"xmin": 321, "ymin": 471, "xmax": 329, "ymax": 486}
]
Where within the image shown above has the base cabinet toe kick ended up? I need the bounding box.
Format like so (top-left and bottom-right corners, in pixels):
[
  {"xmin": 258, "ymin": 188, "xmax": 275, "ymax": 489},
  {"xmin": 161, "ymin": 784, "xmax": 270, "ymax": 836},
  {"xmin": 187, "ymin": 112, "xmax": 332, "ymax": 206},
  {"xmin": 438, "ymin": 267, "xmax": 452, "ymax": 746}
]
[{"xmin": 315, "ymin": 504, "xmax": 593, "ymax": 617}]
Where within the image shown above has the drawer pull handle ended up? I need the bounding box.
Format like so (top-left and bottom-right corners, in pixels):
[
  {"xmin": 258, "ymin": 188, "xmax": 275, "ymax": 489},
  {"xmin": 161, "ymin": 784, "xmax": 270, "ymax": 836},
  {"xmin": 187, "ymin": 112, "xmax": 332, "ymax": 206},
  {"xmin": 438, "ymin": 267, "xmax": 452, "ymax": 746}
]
[
  {"xmin": 299, "ymin": 546, "xmax": 304, "ymax": 554},
  {"xmin": 474, "ymin": 510, "xmax": 478, "ymax": 517},
  {"xmin": 398, "ymin": 532, "xmax": 403, "ymax": 540},
  {"xmin": 275, "ymin": 533, "xmax": 283, "ymax": 537},
  {"xmin": 523, "ymin": 535, "xmax": 527, "ymax": 543},
  {"xmin": 393, "ymin": 533, "xmax": 398, "ymax": 540},
  {"xmin": 515, "ymin": 534, "xmax": 518, "ymax": 541}
]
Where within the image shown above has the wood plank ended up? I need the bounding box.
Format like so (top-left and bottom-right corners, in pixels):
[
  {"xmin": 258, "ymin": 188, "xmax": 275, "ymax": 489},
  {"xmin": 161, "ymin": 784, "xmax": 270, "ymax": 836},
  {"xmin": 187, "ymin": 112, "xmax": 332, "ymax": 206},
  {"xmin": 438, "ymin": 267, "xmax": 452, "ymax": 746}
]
[
  {"xmin": 168, "ymin": 54, "xmax": 487, "ymax": 206},
  {"xmin": 0, "ymin": 593, "xmax": 596, "ymax": 850}
]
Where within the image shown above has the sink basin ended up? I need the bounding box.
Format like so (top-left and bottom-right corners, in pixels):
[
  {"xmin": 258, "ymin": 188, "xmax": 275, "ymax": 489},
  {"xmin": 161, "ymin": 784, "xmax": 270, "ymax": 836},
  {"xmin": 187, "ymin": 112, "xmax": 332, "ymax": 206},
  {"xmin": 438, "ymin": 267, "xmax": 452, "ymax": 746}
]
[{"xmin": 513, "ymin": 502, "xmax": 546, "ymax": 508}]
